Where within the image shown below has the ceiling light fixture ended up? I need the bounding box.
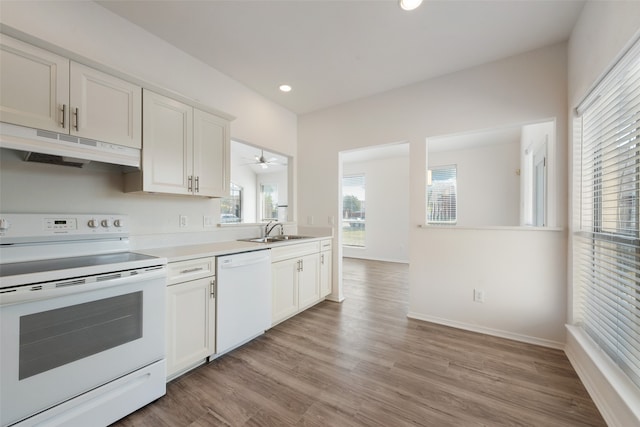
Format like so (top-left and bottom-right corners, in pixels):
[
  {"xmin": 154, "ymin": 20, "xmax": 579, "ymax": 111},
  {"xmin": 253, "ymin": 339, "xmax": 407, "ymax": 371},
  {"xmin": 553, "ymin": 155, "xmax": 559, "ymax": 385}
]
[
  {"xmin": 399, "ymin": 0, "xmax": 423, "ymax": 11},
  {"xmin": 279, "ymin": 84, "xmax": 292, "ymax": 92}
]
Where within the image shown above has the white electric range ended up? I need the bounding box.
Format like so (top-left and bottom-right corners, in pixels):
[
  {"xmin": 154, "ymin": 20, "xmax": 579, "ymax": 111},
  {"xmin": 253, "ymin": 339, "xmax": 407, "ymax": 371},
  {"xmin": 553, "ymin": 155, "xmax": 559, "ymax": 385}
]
[{"xmin": 0, "ymin": 213, "xmax": 167, "ymax": 427}]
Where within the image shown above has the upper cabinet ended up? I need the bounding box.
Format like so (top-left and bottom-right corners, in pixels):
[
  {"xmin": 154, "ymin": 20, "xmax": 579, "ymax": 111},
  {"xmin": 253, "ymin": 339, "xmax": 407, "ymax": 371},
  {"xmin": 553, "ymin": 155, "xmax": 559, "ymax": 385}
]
[
  {"xmin": 0, "ymin": 35, "xmax": 69, "ymax": 133},
  {"xmin": 0, "ymin": 34, "xmax": 141, "ymax": 148},
  {"xmin": 69, "ymin": 62, "xmax": 141, "ymax": 148},
  {"xmin": 193, "ymin": 109, "xmax": 229, "ymax": 197},
  {"xmin": 124, "ymin": 90, "xmax": 230, "ymax": 197}
]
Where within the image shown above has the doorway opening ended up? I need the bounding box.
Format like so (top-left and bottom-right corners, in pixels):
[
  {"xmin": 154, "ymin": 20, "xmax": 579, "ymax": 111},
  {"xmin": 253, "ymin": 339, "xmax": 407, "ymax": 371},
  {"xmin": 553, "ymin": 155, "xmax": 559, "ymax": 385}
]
[{"xmin": 337, "ymin": 142, "xmax": 410, "ymax": 300}]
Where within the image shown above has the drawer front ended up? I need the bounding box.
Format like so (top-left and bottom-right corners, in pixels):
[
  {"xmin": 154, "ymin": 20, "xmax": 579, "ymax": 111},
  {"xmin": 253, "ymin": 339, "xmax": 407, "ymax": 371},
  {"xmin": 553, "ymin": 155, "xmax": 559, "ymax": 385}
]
[
  {"xmin": 271, "ymin": 241, "xmax": 320, "ymax": 263},
  {"xmin": 168, "ymin": 257, "xmax": 215, "ymax": 285},
  {"xmin": 320, "ymin": 239, "xmax": 332, "ymax": 251}
]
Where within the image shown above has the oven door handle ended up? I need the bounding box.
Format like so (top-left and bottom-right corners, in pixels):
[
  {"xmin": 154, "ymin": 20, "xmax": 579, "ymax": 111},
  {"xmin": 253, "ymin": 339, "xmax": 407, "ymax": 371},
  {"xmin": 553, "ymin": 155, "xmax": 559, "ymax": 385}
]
[{"xmin": 0, "ymin": 266, "xmax": 167, "ymax": 306}]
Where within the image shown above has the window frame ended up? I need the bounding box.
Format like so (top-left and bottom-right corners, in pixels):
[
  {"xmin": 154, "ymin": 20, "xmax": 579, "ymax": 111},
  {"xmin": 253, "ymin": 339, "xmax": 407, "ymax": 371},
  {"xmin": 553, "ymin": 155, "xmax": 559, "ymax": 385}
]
[
  {"xmin": 342, "ymin": 174, "xmax": 366, "ymax": 248},
  {"xmin": 573, "ymin": 37, "xmax": 640, "ymax": 388}
]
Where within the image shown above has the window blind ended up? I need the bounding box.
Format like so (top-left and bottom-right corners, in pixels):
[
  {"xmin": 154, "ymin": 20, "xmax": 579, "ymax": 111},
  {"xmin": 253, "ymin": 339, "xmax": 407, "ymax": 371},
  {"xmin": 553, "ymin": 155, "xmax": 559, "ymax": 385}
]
[
  {"xmin": 574, "ymin": 38, "xmax": 640, "ymax": 387},
  {"xmin": 427, "ymin": 165, "xmax": 457, "ymax": 224}
]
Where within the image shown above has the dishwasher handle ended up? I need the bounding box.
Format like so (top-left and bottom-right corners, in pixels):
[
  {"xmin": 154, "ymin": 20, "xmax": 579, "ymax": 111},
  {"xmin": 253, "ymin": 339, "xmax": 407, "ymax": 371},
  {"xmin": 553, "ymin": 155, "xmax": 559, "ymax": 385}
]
[{"xmin": 218, "ymin": 252, "xmax": 271, "ymax": 269}]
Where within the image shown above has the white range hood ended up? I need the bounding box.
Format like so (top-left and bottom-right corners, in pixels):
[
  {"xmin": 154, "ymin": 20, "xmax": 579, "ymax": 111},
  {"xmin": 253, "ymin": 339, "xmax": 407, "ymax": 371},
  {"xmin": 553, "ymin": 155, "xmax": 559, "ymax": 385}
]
[{"xmin": 0, "ymin": 122, "xmax": 141, "ymax": 168}]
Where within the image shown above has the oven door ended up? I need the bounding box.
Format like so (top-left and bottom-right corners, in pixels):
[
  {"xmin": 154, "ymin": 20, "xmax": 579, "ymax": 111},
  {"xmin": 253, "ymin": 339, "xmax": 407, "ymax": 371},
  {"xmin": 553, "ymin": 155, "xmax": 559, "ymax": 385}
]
[{"xmin": 0, "ymin": 267, "xmax": 166, "ymax": 427}]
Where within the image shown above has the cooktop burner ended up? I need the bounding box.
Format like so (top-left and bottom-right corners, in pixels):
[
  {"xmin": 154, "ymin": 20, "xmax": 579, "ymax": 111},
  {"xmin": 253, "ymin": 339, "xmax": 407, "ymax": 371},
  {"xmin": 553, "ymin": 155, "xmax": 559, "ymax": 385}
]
[{"xmin": 0, "ymin": 252, "xmax": 157, "ymax": 279}]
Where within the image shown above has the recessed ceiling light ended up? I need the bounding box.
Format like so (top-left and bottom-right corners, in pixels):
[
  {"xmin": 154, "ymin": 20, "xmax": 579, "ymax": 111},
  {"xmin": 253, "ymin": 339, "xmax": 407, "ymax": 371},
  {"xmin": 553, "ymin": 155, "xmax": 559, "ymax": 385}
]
[
  {"xmin": 279, "ymin": 84, "xmax": 292, "ymax": 92},
  {"xmin": 399, "ymin": 0, "xmax": 423, "ymax": 11}
]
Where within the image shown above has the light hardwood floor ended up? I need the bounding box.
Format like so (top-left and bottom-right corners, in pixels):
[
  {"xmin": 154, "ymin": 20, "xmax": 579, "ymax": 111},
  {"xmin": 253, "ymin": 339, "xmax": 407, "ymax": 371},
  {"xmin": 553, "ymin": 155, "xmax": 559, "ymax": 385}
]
[{"xmin": 113, "ymin": 258, "xmax": 606, "ymax": 426}]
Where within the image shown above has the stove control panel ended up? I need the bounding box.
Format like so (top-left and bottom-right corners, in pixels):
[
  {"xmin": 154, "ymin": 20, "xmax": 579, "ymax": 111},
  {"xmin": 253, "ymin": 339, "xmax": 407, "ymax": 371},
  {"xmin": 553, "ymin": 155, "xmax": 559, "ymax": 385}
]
[{"xmin": 0, "ymin": 214, "xmax": 129, "ymax": 244}]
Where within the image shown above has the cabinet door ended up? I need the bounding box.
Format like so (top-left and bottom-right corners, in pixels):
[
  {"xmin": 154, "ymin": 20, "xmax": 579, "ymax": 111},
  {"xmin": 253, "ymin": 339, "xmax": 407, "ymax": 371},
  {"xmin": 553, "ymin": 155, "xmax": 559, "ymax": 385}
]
[
  {"xmin": 0, "ymin": 35, "xmax": 69, "ymax": 133},
  {"xmin": 142, "ymin": 90, "xmax": 193, "ymax": 195},
  {"xmin": 193, "ymin": 109, "xmax": 229, "ymax": 197},
  {"xmin": 320, "ymin": 250, "xmax": 332, "ymax": 298},
  {"xmin": 298, "ymin": 254, "xmax": 320, "ymax": 310},
  {"xmin": 272, "ymin": 258, "xmax": 299, "ymax": 325},
  {"xmin": 70, "ymin": 62, "xmax": 141, "ymax": 148},
  {"xmin": 166, "ymin": 277, "xmax": 214, "ymax": 379}
]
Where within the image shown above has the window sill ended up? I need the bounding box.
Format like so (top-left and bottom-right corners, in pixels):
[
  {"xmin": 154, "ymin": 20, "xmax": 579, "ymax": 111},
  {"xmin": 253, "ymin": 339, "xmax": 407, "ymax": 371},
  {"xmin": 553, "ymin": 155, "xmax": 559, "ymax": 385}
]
[{"xmin": 418, "ymin": 224, "xmax": 564, "ymax": 231}]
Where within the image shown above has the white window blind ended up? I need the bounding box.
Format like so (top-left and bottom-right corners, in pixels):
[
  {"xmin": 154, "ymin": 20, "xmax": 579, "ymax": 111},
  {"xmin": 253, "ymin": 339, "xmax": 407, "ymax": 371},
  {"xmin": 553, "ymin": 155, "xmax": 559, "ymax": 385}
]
[
  {"xmin": 574, "ymin": 38, "xmax": 640, "ymax": 387},
  {"xmin": 427, "ymin": 165, "xmax": 457, "ymax": 224}
]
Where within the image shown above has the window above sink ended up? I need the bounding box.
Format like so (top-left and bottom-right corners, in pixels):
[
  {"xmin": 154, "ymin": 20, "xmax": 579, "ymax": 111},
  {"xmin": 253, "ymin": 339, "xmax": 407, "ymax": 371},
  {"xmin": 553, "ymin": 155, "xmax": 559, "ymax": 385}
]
[{"xmin": 220, "ymin": 140, "xmax": 292, "ymax": 225}]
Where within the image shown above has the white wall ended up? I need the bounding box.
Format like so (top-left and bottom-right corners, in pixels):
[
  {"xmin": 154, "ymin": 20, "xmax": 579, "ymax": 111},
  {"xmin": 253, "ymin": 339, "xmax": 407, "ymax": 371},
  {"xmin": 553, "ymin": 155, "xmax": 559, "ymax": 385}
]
[
  {"xmin": 229, "ymin": 149, "xmax": 258, "ymax": 223},
  {"xmin": 429, "ymin": 141, "xmax": 520, "ymax": 227},
  {"xmin": 342, "ymin": 155, "xmax": 409, "ymax": 263},
  {"xmin": 566, "ymin": 2, "xmax": 640, "ymax": 426},
  {"xmin": 0, "ymin": 1, "xmax": 296, "ymax": 244},
  {"xmin": 299, "ymin": 42, "xmax": 568, "ymax": 344},
  {"xmin": 256, "ymin": 169, "xmax": 288, "ymax": 220}
]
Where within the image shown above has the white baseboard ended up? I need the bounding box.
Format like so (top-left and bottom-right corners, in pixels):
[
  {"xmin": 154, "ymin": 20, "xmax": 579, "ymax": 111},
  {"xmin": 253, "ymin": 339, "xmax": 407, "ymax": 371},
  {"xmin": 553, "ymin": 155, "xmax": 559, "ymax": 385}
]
[
  {"xmin": 324, "ymin": 294, "xmax": 344, "ymax": 303},
  {"xmin": 406, "ymin": 312, "xmax": 565, "ymax": 349},
  {"xmin": 565, "ymin": 325, "xmax": 640, "ymax": 427}
]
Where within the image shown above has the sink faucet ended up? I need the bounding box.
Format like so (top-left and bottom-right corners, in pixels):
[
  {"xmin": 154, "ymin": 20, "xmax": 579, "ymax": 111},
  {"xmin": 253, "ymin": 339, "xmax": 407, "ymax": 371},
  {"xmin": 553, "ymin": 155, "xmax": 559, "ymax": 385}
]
[{"xmin": 265, "ymin": 220, "xmax": 284, "ymax": 237}]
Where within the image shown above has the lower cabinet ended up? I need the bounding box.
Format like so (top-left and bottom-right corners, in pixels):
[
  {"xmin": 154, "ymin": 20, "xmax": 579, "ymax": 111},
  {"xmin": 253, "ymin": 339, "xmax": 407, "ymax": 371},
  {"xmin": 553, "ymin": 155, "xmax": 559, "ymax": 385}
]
[
  {"xmin": 271, "ymin": 257, "xmax": 299, "ymax": 322},
  {"xmin": 298, "ymin": 253, "xmax": 321, "ymax": 310},
  {"xmin": 271, "ymin": 239, "xmax": 332, "ymax": 326},
  {"xmin": 320, "ymin": 239, "xmax": 332, "ymax": 298},
  {"xmin": 165, "ymin": 257, "xmax": 216, "ymax": 380}
]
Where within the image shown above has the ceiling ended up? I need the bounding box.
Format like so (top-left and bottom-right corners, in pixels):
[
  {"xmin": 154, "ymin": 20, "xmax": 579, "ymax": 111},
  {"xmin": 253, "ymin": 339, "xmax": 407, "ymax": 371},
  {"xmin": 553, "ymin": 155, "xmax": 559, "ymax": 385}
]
[{"xmin": 97, "ymin": 0, "xmax": 585, "ymax": 115}]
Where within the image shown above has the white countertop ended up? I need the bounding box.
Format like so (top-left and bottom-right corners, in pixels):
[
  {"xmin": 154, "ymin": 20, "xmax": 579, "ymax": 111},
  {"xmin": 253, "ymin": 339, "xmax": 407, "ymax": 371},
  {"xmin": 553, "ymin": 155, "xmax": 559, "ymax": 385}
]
[{"xmin": 139, "ymin": 236, "xmax": 330, "ymax": 263}]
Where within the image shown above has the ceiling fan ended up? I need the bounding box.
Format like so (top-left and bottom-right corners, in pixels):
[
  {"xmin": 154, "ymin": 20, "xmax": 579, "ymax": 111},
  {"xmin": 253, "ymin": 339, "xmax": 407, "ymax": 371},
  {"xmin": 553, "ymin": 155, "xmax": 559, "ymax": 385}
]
[
  {"xmin": 256, "ymin": 150, "xmax": 277, "ymax": 168},
  {"xmin": 243, "ymin": 150, "xmax": 281, "ymax": 169}
]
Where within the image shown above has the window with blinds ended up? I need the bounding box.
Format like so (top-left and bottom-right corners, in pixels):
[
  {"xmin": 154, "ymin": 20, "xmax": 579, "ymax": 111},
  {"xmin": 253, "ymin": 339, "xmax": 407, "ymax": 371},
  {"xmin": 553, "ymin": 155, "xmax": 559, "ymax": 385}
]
[
  {"xmin": 427, "ymin": 165, "xmax": 457, "ymax": 224},
  {"xmin": 573, "ymin": 38, "xmax": 640, "ymax": 387}
]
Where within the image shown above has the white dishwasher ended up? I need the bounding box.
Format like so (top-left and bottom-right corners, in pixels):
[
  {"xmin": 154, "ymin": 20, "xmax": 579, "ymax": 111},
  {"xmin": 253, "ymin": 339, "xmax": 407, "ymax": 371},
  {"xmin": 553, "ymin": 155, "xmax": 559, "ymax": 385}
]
[{"xmin": 216, "ymin": 249, "xmax": 272, "ymax": 355}]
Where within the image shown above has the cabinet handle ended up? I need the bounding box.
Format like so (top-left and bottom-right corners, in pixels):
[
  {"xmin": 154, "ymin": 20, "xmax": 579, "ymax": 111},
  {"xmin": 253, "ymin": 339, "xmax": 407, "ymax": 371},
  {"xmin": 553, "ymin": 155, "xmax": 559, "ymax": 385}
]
[
  {"xmin": 296, "ymin": 260, "xmax": 301, "ymax": 272},
  {"xmin": 321, "ymin": 254, "xmax": 325, "ymax": 265},
  {"xmin": 188, "ymin": 175, "xmax": 193, "ymax": 192},
  {"xmin": 180, "ymin": 267, "xmax": 203, "ymax": 274},
  {"xmin": 210, "ymin": 279, "xmax": 216, "ymax": 298},
  {"xmin": 73, "ymin": 107, "xmax": 79, "ymax": 131},
  {"xmin": 300, "ymin": 259, "xmax": 304, "ymax": 272},
  {"xmin": 60, "ymin": 104, "xmax": 66, "ymax": 129},
  {"xmin": 195, "ymin": 176, "xmax": 200, "ymax": 193}
]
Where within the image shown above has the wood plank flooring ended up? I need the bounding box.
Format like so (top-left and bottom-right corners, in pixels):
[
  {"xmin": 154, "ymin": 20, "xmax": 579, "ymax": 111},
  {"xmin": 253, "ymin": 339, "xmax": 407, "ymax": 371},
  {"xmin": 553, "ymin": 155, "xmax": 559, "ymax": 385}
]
[{"xmin": 113, "ymin": 258, "xmax": 606, "ymax": 427}]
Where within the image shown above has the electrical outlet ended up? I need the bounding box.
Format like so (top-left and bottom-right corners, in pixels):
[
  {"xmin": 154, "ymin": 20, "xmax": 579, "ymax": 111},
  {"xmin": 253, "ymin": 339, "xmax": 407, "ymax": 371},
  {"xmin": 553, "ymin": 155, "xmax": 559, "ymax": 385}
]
[
  {"xmin": 203, "ymin": 215, "xmax": 215, "ymax": 227},
  {"xmin": 179, "ymin": 215, "xmax": 188, "ymax": 228},
  {"xmin": 473, "ymin": 289, "xmax": 485, "ymax": 303}
]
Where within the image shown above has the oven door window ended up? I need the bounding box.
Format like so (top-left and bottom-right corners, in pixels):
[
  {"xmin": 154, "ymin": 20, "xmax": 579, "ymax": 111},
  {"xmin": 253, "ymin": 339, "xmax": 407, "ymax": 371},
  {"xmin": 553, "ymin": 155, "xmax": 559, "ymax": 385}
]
[{"xmin": 19, "ymin": 292, "xmax": 143, "ymax": 380}]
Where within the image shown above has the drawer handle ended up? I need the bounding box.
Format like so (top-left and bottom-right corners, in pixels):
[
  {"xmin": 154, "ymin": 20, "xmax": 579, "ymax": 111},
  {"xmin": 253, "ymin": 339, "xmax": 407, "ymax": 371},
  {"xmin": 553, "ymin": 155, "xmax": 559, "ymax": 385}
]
[{"xmin": 180, "ymin": 267, "xmax": 204, "ymax": 274}]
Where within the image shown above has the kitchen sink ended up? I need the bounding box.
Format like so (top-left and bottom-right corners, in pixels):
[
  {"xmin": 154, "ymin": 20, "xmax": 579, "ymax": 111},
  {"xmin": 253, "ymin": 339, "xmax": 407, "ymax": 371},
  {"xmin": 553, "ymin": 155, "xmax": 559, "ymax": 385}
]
[{"xmin": 239, "ymin": 235, "xmax": 313, "ymax": 244}]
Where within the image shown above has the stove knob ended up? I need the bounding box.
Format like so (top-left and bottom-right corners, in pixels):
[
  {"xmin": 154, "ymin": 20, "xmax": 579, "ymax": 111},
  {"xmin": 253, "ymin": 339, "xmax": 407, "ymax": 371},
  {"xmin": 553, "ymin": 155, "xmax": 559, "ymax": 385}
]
[
  {"xmin": 113, "ymin": 219, "xmax": 124, "ymax": 228},
  {"xmin": 101, "ymin": 219, "xmax": 112, "ymax": 228},
  {"xmin": 88, "ymin": 219, "xmax": 99, "ymax": 228},
  {"xmin": 0, "ymin": 218, "xmax": 10, "ymax": 231}
]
